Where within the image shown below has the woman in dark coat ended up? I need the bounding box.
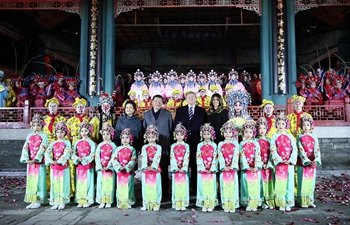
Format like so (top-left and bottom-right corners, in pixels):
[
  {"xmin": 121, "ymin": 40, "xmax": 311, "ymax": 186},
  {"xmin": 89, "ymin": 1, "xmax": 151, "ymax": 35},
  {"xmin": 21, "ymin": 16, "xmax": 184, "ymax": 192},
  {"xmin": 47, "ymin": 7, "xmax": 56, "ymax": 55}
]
[
  {"xmin": 114, "ymin": 100, "xmax": 142, "ymax": 152},
  {"xmin": 207, "ymin": 93, "xmax": 229, "ymax": 144}
]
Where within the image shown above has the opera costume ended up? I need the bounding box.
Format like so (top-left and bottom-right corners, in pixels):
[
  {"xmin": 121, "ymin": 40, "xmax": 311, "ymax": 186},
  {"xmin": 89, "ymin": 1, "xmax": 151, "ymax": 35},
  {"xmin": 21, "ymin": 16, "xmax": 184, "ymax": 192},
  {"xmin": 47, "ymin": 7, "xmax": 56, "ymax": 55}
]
[
  {"xmin": 90, "ymin": 93, "xmax": 116, "ymax": 144},
  {"xmin": 122, "ymin": 90, "xmax": 139, "ymax": 107},
  {"xmin": 270, "ymin": 113, "xmax": 298, "ymax": 212},
  {"xmin": 300, "ymin": 76, "xmax": 323, "ymax": 105},
  {"xmin": 196, "ymin": 86, "xmax": 211, "ymax": 108},
  {"xmin": 239, "ymin": 121, "xmax": 262, "ymax": 211},
  {"xmin": 109, "ymin": 128, "xmax": 137, "ymax": 209},
  {"xmin": 207, "ymin": 70, "xmax": 223, "ymax": 97},
  {"xmin": 4, "ymin": 78, "xmax": 16, "ymax": 107},
  {"xmin": 20, "ymin": 114, "xmax": 49, "ymax": 209},
  {"xmin": 226, "ymin": 69, "xmax": 246, "ymax": 92},
  {"xmin": 217, "ymin": 121, "xmax": 240, "ymax": 212},
  {"xmin": 195, "ymin": 123, "xmax": 219, "ymax": 212},
  {"xmin": 170, "ymin": 123, "xmax": 190, "ymax": 210},
  {"xmin": 148, "ymin": 71, "xmax": 164, "ymax": 99},
  {"xmin": 45, "ymin": 121, "xmax": 72, "ymax": 210},
  {"xmin": 138, "ymin": 89, "xmax": 152, "ymax": 108},
  {"xmin": 95, "ymin": 125, "xmax": 117, "ymax": 208},
  {"xmin": 165, "ymin": 69, "xmax": 183, "ymax": 100},
  {"xmin": 296, "ymin": 115, "xmax": 321, "ymax": 208},
  {"xmin": 166, "ymin": 89, "xmax": 183, "ymax": 108},
  {"xmin": 43, "ymin": 98, "xmax": 67, "ymax": 142},
  {"xmin": 61, "ymin": 77, "xmax": 81, "ymax": 107},
  {"xmin": 184, "ymin": 70, "xmax": 199, "ymax": 95},
  {"xmin": 71, "ymin": 121, "xmax": 96, "ymax": 208},
  {"xmin": 140, "ymin": 125, "xmax": 163, "ymax": 211},
  {"xmin": 260, "ymin": 99, "xmax": 278, "ymax": 139},
  {"xmin": 130, "ymin": 69, "xmax": 148, "ymax": 102},
  {"xmin": 256, "ymin": 117, "xmax": 275, "ymax": 209},
  {"xmin": 287, "ymin": 95, "xmax": 312, "ymax": 139}
]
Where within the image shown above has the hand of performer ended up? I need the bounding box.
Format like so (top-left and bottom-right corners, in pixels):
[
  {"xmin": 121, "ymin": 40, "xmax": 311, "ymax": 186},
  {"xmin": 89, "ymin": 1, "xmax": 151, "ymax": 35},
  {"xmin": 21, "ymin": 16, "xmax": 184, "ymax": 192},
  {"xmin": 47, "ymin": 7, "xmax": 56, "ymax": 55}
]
[
  {"xmin": 53, "ymin": 161, "xmax": 58, "ymax": 165},
  {"xmin": 27, "ymin": 160, "xmax": 34, "ymax": 165},
  {"xmin": 263, "ymin": 164, "xmax": 267, "ymax": 169}
]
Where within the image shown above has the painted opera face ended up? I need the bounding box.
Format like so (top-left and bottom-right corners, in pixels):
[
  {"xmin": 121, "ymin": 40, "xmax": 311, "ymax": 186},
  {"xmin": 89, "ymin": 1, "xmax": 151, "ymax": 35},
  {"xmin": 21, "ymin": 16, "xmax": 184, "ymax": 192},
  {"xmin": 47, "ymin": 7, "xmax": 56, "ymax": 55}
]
[
  {"xmin": 75, "ymin": 103, "xmax": 86, "ymax": 115},
  {"xmin": 101, "ymin": 102, "xmax": 111, "ymax": 114},
  {"xmin": 48, "ymin": 102, "xmax": 58, "ymax": 115},
  {"xmin": 293, "ymin": 99, "xmax": 304, "ymax": 112},
  {"xmin": 263, "ymin": 104, "xmax": 274, "ymax": 117}
]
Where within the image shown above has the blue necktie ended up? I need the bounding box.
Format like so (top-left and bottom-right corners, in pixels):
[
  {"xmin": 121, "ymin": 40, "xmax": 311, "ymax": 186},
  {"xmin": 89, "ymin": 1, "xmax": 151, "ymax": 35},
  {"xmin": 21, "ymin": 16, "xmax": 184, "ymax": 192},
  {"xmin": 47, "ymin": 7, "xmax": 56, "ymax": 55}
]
[{"xmin": 189, "ymin": 106, "xmax": 194, "ymax": 121}]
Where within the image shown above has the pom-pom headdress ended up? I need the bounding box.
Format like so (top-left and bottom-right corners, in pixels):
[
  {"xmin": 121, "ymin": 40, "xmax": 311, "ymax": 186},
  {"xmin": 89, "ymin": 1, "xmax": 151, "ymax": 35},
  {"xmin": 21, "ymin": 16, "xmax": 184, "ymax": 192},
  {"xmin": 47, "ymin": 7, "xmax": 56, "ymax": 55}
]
[
  {"xmin": 260, "ymin": 99, "xmax": 274, "ymax": 108},
  {"xmin": 98, "ymin": 93, "xmax": 114, "ymax": 106},
  {"xmin": 30, "ymin": 114, "xmax": 45, "ymax": 127},
  {"xmin": 45, "ymin": 97, "xmax": 59, "ymax": 107},
  {"xmin": 220, "ymin": 121, "xmax": 237, "ymax": 138},
  {"xmin": 72, "ymin": 98, "xmax": 87, "ymax": 108},
  {"xmin": 200, "ymin": 123, "xmax": 216, "ymax": 141},
  {"xmin": 66, "ymin": 77, "xmax": 79, "ymax": 88},
  {"xmin": 55, "ymin": 121, "xmax": 70, "ymax": 136},
  {"xmin": 226, "ymin": 90, "xmax": 251, "ymax": 118},
  {"xmin": 300, "ymin": 115, "xmax": 315, "ymax": 131},
  {"xmin": 291, "ymin": 95, "xmax": 306, "ymax": 104},
  {"xmin": 144, "ymin": 124, "xmax": 159, "ymax": 142},
  {"xmin": 120, "ymin": 128, "xmax": 134, "ymax": 144},
  {"xmin": 275, "ymin": 112, "xmax": 290, "ymax": 129},
  {"xmin": 243, "ymin": 120, "xmax": 257, "ymax": 137},
  {"xmin": 79, "ymin": 121, "xmax": 93, "ymax": 136},
  {"xmin": 100, "ymin": 124, "xmax": 115, "ymax": 140},
  {"xmin": 152, "ymin": 71, "xmax": 162, "ymax": 79},
  {"xmin": 173, "ymin": 122, "xmax": 188, "ymax": 141},
  {"xmin": 256, "ymin": 117, "xmax": 269, "ymax": 129},
  {"xmin": 179, "ymin": 73, "xmax": 186, "ymax": 80},
  {"xmin": 172, "ymin": 89, "xmax": 181, "ymax": 96}
]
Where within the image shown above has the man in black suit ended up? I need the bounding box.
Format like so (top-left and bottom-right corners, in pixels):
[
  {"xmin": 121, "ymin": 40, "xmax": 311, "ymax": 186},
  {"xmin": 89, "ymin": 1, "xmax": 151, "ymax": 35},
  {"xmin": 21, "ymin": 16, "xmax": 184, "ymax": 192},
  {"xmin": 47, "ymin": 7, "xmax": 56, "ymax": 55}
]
[{"xmin": 174, "ymin": 91, "xmax": 207, "ymax": 194}]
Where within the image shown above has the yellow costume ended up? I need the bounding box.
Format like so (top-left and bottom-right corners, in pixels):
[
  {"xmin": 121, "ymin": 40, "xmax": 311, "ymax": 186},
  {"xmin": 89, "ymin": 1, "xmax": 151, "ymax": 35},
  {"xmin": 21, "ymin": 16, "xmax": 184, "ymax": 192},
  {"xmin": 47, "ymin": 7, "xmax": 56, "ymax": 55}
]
[
  {"xmin": 5, "ymin": 80, "xmax": 16, "ymax": 107},
  {"xmin": 122, "ymin": 90, "xmax": 138, "ymax": 107},
  {"xmin": 287, "ymin": 95, "xmax": 312, "ymax": 139},
  {"xmin": 166, "ymin": 89, "xmax": 183, "ymax": 108},
  {"xmin": 260, "ymin": 99, "xmax": 278, "ymax": 139},
  {"xmin": 66, "ymin": 98, "xmax": 90, "ymax": 197}
]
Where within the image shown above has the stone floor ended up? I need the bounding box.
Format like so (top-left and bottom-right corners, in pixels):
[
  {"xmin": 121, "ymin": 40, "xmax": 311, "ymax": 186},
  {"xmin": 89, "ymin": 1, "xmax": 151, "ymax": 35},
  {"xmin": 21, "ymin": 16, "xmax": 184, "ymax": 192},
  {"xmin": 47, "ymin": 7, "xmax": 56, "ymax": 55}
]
[{"xmin": 0, "ymin": 171, "xmax": 349, "ymax": 225}]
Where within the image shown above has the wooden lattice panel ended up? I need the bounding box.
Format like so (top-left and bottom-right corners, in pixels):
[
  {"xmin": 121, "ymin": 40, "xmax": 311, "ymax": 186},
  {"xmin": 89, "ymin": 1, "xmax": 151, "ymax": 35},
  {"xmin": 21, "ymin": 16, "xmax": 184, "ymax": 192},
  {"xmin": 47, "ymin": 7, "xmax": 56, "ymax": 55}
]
[
  {"xmin": 0, "ymin": 107, "xmax": 24, "ymax": 122},
  {"xmin": 304, "ymin": 105, "xmax": 345, "ymax": 121}
]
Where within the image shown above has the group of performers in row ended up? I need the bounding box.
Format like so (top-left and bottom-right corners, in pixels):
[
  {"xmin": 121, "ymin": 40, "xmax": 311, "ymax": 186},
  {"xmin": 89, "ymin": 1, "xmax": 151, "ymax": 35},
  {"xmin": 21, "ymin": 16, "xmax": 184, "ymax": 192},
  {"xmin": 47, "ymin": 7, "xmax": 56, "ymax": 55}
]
[
  {"xmin": 20, "ymin": 89, "xmax": 321, "ymax": 213},
  {"xmin": 296, "ymin": 68, "xmax": 350, "ymax": 105}
]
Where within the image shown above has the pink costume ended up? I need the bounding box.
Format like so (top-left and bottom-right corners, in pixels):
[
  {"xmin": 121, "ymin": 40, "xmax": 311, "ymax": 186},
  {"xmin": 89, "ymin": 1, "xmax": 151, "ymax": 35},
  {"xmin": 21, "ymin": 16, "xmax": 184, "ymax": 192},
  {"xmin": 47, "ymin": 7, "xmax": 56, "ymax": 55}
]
[{"xmin": 130, "ymin": 69, "xmax": 148, "ymax": 101}]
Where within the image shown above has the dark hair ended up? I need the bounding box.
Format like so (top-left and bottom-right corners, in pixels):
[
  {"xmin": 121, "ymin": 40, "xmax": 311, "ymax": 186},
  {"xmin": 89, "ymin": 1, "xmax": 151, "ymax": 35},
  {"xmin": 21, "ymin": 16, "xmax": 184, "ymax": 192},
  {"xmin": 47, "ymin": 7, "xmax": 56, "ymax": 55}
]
[
  {"xmin": 97, "ymin": 104, "xmax": 115, "ymax": 143},
  {"xmin": 124, "ymin": 100, "xmax": 137, "ymax": 111},
  {"xmin": 152, "ymin": 95, "xmax": 163, "ymax": 101},
  {"xmin": 208, "ymin": 93, "xmax": 224, "ymax": 115}
]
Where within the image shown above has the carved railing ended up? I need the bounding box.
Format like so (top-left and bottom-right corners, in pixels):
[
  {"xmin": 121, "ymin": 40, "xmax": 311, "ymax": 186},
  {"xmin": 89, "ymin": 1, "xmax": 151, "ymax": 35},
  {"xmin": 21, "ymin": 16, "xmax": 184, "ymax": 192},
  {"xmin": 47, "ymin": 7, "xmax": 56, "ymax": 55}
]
[{"xmin": 1, "ymin": 97, "xmax": 349, "ymax": 129}]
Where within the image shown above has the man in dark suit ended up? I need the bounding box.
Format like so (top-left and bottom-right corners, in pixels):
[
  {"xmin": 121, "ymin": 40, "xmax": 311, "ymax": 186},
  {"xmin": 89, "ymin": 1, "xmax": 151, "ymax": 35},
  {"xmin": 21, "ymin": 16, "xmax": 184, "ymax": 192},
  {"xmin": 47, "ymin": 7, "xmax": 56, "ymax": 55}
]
[
  {"xmin": 143, "ymin": 95, "xmax": 173, "ymax": 199},
  {"xmin": 174, "ymin": 91, "xmax": 207, "ymax": 194}
]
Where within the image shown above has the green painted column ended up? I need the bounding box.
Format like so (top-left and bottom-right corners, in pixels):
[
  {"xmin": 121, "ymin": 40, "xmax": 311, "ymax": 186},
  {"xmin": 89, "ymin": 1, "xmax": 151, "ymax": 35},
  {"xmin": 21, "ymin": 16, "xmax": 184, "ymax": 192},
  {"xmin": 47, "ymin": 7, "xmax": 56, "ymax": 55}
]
[
  {"xmin": 286, "ymin": 0, "xmax": 297, "ymax": 97},
  {"xmin": 102, "ymin": 0, "xmax": 115, "ymax": 95},
  {"xmin": 260, "ymin": 0, "xmax": 272, "ymax": 101}
]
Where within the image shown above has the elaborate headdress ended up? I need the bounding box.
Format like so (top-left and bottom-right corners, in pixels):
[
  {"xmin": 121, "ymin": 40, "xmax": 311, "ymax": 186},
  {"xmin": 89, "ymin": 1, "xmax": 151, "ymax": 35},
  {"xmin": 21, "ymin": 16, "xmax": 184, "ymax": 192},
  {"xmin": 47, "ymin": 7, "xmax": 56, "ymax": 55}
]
[
  {"xmin": 198, "ymin": 86, "xmax": 207, "ymax": 92},
  {"xmin": 120, "ymin": 128, "xmax": 134, "ymax": 144},
  {"xmin": 168, "ymin": 69, "xmax": 178, "ymax": 78},
  {"xmin": 200, "ymin": 123, "xmax": 216, "ymax": 141},
  {"xmin": 256, "ymin": 117, "xmax": 268, "ymax": 129},
  {"xmin": 98, "ymin": 93, "xmax": 114, "ymax": 106},
  {"xmin": 220, "ymin": 120, "xmax": 237, "ymax": 137},
  {"xmin": 291, "ymin": 94, "xmax": 306, "ymax": 104},
  {"xmin": 79, "ymin": 121, "xmax": 93, "ymax": 136},
  {"xmin": 226, "ymin": 90, "xmax": 251, "ymax": 117},
  {"xmin": 225, "ymin": 85, "xmax": 233, "ymax": 91},
  {"xmin": 144, "ymin": 124, "xmax": 159, "ymax": 142},
  {"xmin": 30, "ymin": 114, "xmax": 45, "ymax": 127},
  {"xmin": 241, "ymin": 70, "xmax": 251, "ymax": 81},
  {"xmin": 173, "ymin": 122, "xmax": 188, "ymax": 141},
  {"xmin": 187, "ymin": 70, "xmax": 196, "ymax": 78},
  {"xmin": 197, "ymin": 71, "xmax": 206, "ymax": 80},
  {"xmin": 100, "ymin": 124, "xmax": 115, "ymax": 140},
  {"xmin": 72, "ymin": 98, "xmax": 87, "ymax": 108},
  {"xmin": 243, "ymin": 120, "xmax": 257, "ymax": 137},
  {"xmin": 152, "ymin": 71, "xmax": 162, "ymax": 79},
  {"xmin": 207, "ymin": 69, "xmax": 217, "ymax": 78},
  {"xmin": 307, "ymin": 76, "xmax": 318, "ymax": 86},
  {"xmin": 134, "ymin": 69, "xmax": 145, "ymax": 79},
  {"xmin": 0, "ymin": 70, "xmax": 4, "ymax": 78},
  {"xmin": 55, "ymin": 121, "xmax": 70, "ymax": 136},
  {"xmin": 260, "ymin": 99, "xmax": 274, "ymax": 108},
  {"xmin": 45, "ymin": 97, "xmax": 59, "ymax": 107},
  {"xmin": 179, "ymin": 73, "xmax": 186, "ymax": 80},
  {"xmin": 228, "ymin": 69, "xmax": 238, "ymax": 78},
  {"xmin": 275, "ymin": 112, "xmax": 290, "ymax": 129},
  {"xmin": 128, "ymin": 90, "xmax": 136, "ymax": 96},
  {"xmin": 142, "ymin": 89, "xmax": 149, "ymax": 96},
  {"xmin": 34, "ymin": 75, "xmax": 48, "ymax": 86},
  {"xmin": 300, "ymin": 114, "xmax": 315, "ymax": 131},
  {"xmin": 66, "ymin": 77, "xmax": 79, "ymax": 88}
]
